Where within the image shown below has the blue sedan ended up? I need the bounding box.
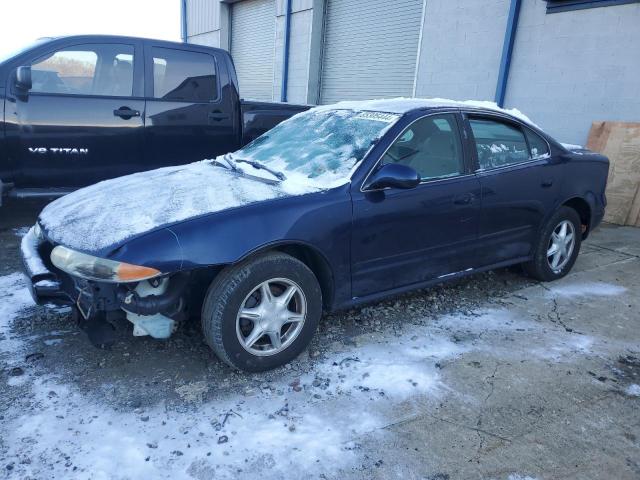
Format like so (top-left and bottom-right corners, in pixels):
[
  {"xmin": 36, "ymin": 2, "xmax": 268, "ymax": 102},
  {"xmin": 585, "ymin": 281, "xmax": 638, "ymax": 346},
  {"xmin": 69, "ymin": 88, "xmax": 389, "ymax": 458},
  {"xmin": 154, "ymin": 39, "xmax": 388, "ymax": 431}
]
[{"xmin": 22, "ymin": 99, "xmax": 609, "ymax": 371}]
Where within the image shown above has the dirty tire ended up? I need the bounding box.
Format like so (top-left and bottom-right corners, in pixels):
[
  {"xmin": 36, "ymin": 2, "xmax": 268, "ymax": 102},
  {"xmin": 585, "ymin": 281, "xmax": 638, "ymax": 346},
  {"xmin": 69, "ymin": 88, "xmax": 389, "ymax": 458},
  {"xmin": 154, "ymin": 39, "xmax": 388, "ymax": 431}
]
[
  {"xmin": 523, "ymin": 206, "xmax": 582, "ymax": 282},
  {"xmin": 201, "ymin": 252, "xmax": 322, "ymax": 372}
]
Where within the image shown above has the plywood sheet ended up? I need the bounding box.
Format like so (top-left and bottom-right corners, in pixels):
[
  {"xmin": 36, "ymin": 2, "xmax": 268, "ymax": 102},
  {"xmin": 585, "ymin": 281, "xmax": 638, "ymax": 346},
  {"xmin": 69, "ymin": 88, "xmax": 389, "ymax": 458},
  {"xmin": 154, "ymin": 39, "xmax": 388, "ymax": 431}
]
[{"xmin": 586, "ymin": 121, "xmax": 640, "ymax": 227}]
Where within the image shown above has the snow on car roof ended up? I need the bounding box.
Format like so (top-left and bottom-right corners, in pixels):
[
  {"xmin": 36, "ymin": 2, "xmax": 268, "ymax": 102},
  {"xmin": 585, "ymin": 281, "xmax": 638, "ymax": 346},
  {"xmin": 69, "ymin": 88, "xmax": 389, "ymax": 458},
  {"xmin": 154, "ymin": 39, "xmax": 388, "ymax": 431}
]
[{"xmin": 313, "ymin": 97, "xmax": 538, "ymax": 127}]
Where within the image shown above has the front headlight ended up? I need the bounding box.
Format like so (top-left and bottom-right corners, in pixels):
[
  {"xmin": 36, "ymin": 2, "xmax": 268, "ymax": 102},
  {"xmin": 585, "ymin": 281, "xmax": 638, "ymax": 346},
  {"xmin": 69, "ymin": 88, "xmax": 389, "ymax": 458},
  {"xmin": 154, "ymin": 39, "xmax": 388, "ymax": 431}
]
[{"xmin": 50, "ymin": 245, "xmax": 161, "ymax": 283}]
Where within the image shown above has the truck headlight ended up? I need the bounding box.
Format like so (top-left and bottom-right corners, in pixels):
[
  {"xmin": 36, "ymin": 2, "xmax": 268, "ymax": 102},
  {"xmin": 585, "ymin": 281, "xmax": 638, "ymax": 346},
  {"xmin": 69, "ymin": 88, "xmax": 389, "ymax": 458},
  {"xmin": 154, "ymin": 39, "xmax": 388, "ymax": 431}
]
[{"xmin": 50, "ymin": 245, "xmax": 161, "ymax": 283}]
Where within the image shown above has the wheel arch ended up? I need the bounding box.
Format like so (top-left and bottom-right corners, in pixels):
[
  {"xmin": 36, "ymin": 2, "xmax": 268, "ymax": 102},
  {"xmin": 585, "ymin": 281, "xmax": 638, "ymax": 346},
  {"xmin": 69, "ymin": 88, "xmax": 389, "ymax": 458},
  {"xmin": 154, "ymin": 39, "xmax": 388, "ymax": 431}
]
[
  {"xmin": 238, "ymin": 241, "xmax": 335, "ymax": 311},
  {"xmin": 561, "ymin": 196, "xmax": 592, "ymax": 239}
]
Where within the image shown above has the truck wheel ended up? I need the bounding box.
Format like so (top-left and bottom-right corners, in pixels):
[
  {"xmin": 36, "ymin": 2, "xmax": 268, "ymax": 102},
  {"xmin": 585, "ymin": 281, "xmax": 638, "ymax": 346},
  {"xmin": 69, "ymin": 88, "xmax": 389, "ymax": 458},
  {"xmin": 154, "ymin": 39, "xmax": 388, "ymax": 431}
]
[
  {"xmin": 523, "ymin": 206, "xmax": 582, "ymax": 282},
  {"xmin": 201, "ymin": 252, "xmax": 322, "ymax": 372}
]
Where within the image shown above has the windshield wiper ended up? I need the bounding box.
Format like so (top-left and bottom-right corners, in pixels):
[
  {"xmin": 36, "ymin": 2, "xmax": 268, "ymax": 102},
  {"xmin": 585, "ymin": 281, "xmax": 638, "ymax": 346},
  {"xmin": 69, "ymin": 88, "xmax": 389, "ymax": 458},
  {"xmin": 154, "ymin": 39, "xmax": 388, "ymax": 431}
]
[
  {"xmin": 231, "ymin": 155, "xmax": 287, "ymax": 181},
  {"xmin": 210, "ymin": 153, "xmax": 241, "ymax": 173}
]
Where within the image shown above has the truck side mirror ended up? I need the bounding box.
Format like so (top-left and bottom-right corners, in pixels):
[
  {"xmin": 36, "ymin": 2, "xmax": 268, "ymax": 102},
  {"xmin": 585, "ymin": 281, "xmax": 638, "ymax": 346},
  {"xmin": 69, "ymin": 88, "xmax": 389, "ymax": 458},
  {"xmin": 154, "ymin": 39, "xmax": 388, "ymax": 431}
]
[{"xmin": 15, "ymin": 66, "xmax": 32, "ymax": 91}]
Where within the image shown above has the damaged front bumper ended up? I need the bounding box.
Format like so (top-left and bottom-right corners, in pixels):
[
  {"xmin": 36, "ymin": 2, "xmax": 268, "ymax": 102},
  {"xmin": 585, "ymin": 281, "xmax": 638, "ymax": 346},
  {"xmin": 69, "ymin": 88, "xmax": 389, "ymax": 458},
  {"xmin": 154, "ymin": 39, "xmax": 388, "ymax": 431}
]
[
  {"xmin": 21, "ymin": 226, "xmax": 73, "ymax": 306},
  {"xmin": 21, "ymin": 226, "xmax": 189, "ymax": 341}
]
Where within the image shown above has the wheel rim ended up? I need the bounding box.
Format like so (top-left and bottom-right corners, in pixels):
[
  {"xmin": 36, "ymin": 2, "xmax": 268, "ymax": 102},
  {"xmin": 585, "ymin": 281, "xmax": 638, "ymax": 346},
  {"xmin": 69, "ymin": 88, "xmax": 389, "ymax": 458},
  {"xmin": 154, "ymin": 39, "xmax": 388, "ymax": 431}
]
[
  {"xmin": 235, "ymin": 277, "xmax": 307, "ymax": 356},
  {"xmin": 546, "ymin": 220, "xmax": 576, "ymax": 273}
]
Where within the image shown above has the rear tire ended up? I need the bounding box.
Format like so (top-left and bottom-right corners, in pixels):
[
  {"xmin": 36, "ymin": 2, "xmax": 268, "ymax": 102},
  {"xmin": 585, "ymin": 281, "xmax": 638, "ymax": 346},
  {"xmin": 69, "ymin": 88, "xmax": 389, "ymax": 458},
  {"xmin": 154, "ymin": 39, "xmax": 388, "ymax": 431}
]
[
  {"xmin": 523, "ymin": 206, "xmax": 582, "ymax": 282},
  {"xmin": 201, "ymin": 252, "xmax": 322, "ymax": 372}
]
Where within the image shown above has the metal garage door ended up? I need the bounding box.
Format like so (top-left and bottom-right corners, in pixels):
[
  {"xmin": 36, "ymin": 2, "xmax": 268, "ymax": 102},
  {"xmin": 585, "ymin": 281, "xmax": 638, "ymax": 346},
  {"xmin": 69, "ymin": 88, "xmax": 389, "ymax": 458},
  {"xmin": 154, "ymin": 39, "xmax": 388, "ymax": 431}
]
[
  {"xmin": 320, "ymin": 0, "xmax": 424, "ymax": 104},
  {"xmin": 231, "ymin": 0, "xmax": 276, "ymax": 101}
]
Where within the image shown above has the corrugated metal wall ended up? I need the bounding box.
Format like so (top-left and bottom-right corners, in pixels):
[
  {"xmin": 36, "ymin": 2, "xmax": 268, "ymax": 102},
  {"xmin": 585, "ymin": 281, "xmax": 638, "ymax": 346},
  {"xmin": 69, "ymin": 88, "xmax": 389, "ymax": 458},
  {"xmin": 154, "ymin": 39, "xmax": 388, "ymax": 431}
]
[
  {"xmin": 185, "ymin": 0, "xmax": 220, "ymax": 38},
  {"xmin": 231, "ymin": 0, "xmax": 277, "ymax": 101},
  {"xmin": 319, "ymin": 0, "xmax": 424, "ymax": 104}
]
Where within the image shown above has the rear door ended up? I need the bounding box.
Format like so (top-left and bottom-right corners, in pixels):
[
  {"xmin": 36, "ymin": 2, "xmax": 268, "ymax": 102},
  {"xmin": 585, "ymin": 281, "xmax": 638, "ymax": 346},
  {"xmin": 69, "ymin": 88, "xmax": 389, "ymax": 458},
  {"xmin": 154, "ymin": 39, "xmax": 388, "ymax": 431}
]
[
  {"xmin": 464, "ymin": 113, "xmax": 560, "ymax": 266},
  {"xmin": 350, "ymin": 112, "xmax": 481, "ymax": 298},
  {"xmin": 144, "ymin": 44, "xmax": 237, "ymax": 167},
  {"xmin": 5, "ymin": 40, "xmax": 145, "ymax": 188}
]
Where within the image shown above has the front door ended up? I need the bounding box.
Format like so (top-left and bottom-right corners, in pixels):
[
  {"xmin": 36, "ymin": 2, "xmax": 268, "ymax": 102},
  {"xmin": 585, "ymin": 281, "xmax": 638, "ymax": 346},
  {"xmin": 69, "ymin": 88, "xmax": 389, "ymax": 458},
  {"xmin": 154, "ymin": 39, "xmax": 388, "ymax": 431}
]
[
  {"xmin": 144, "ymin": 45, "xmax": 237, "ymax": 167},
  {"xmin": 351, "ymin": 112, "xmax": 481, "ymax": 298},
  {"xmin": 5, "ymin": 41, "xmax": 145, "ymax": 188}
]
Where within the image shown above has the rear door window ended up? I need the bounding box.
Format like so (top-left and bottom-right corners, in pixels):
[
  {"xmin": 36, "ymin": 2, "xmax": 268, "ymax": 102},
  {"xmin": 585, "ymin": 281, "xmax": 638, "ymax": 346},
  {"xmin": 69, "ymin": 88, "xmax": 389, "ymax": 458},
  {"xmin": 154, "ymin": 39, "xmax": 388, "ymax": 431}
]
[
  {"xmin": 31, "ymin": 44, "xmax": 134, "ymax": 97},
  {"xmin": 151, "ymin": 47, "xmax": 218, "ymax": 102},
  {"xmin": 469, "ymin": 118, "xmax": 529, "ymax": 170}
]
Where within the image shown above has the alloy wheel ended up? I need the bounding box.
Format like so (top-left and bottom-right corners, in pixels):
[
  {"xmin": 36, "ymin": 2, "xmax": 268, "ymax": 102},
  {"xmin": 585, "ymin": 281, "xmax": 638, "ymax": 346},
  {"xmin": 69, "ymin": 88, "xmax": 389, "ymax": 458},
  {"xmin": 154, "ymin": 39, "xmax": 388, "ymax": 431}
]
[
  {"xmin": 547, "ymin": 220, "xmax": 576, "ymax": 273},
  {"xmin": 235, "ymin": 278, "xmax": 307, "ymax": 356}
]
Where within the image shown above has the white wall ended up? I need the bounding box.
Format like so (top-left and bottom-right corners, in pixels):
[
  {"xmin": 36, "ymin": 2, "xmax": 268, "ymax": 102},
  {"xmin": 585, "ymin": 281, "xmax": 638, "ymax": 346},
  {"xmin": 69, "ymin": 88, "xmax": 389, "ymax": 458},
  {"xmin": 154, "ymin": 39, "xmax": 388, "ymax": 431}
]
[
  {"xmin": 415, "ymin": 0, "xmax": 510, "ymax": 101},
  {"xmin": 505, "ymin": 1, "xmax": 640, "ymax": 144},
  {"xmin": 273, "ymin": 0, "xmax": 314, "ymax": 103}
]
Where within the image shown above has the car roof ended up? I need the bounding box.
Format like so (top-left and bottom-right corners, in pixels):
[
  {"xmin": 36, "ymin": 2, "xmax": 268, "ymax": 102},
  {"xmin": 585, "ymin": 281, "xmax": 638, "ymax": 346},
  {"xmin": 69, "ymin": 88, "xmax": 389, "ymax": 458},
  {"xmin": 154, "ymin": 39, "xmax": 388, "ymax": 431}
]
[{"xmin": 313, "ymin": 97, "xmax": 538, "ymax": 127}]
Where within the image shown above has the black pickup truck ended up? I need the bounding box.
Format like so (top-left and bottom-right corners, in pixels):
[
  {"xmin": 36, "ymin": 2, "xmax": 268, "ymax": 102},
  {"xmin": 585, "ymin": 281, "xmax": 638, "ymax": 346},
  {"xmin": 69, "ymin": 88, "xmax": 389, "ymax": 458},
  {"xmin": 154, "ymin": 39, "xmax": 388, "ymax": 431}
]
[{"xmin": 0, "ymin": 35, "xmax": 309, "ymax": 203}]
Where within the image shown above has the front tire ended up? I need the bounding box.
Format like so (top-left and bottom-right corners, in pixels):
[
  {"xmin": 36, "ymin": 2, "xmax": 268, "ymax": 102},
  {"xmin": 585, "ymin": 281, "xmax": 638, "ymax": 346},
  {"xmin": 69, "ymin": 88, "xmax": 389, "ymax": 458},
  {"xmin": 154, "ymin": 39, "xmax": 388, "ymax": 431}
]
[
  {"xmin": 523, "ymin": 206, "xmax": 582, "ymax": 281},
  {"xmin": 201, "ymin": 252, "xmax": 322, "ymax": 372}
]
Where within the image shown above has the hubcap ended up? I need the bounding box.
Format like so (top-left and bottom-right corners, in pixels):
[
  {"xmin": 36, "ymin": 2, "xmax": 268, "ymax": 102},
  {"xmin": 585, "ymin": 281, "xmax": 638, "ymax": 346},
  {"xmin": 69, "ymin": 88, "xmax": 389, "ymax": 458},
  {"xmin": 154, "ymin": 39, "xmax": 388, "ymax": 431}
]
[
  {"xmin": 236, "ymin": 278, "xmax": 307, "ymax": 356},
  {"xmin": 547, "ymin": 220, "xmax": 576, "ymax": 273}
]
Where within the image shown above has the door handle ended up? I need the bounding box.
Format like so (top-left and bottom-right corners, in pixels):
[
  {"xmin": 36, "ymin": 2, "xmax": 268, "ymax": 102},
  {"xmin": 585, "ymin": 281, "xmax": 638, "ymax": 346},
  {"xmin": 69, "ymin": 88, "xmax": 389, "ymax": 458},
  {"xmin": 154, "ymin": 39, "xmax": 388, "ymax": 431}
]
[
  {"xmin": 208, "ymin": 112, "xmax": 230, "ymax": 122},
  {"xmin": 541, "ymin": 179, "xmax": 554, "ymax": 188},
  {"xmin": 453, "ymin": 193, "xmax": 474, "ymax": 205},
  {"xmin": 113, "ymin": 107, "xmax": 140, "ymax": 119}
]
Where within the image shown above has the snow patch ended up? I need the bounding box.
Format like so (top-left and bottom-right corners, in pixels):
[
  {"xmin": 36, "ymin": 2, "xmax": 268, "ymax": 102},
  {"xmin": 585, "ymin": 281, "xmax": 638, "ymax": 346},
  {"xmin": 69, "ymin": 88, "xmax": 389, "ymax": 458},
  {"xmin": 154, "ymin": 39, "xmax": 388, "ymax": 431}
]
[
  {"xmin": 547, "ymin": 282, "xmax": 627, "ymax": 298},
  {"xmin": 561, "ymin": 143, "xmax": 584, "ymax": 150},
  {"xmin": 39, "ymin": 162, "xmax": 320, "ymax": 253},
  {"xmin": 0, "ymin": 272, "xmax": 35, "ymax": 353},
  {"xmin": 314, "ymin": 97, "xmax": 539, "ymax": 127},
  {"xmin": 626, "ymin": 384, "xmax": 640, "ymax": 397},
  {"xmin": 13, "ymin": 226, "xmax": 30, "ymax": 237}
]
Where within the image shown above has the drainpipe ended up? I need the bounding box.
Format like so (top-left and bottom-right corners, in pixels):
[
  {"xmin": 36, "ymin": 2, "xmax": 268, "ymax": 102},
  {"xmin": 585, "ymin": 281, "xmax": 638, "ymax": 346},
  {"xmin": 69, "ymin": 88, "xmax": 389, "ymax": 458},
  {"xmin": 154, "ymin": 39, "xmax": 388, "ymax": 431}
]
[
  {"xmin": 280, "ymin": 0, "xmax": 292, "ymax": 102},
  {"xmin": 181, "ymin": 0, "xmax": 188, "ymax": 43},
  {"xmin": 494, "ymin": 0, "xmax": 522, "ymax": 107}
]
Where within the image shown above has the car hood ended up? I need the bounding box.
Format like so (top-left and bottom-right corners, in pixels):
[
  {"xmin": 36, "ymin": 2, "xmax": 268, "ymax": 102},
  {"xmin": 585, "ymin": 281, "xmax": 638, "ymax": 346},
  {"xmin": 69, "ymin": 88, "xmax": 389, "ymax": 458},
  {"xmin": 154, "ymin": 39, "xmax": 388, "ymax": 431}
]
[{"xmin": 39, "ymin": 161, "xmax": 318, "ymax": 254}]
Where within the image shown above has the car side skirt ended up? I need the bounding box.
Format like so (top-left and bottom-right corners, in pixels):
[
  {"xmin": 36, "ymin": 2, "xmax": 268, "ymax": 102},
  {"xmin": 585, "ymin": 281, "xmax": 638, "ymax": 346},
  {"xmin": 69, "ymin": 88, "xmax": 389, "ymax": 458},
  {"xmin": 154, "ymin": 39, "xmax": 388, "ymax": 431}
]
[{"xmin": 334, "ymin": 255, "xmax": 532, "ymax": 312}]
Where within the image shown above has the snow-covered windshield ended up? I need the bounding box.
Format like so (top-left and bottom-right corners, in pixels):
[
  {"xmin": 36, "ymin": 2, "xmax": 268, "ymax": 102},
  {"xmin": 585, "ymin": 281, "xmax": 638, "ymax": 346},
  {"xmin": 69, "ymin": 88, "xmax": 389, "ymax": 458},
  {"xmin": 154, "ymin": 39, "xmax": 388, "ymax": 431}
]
[{"xmin": 232, "ymin": 109, "xmax": 400, "ymax": 187}]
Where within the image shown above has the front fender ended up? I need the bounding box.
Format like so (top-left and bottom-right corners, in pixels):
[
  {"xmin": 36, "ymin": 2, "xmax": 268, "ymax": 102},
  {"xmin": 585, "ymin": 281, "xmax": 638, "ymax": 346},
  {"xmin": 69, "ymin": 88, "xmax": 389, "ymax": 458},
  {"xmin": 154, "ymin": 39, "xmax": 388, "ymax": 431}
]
[{"xmin": 108, "ymin": 186, "xmax": 353, "ymax": 305}]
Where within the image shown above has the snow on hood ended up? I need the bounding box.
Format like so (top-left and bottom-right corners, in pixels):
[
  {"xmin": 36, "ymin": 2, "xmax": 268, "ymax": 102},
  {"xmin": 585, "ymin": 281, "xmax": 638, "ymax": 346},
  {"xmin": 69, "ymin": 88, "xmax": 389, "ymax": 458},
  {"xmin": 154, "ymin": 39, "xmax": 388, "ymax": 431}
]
[
  {"xmin": 39, "ymin": 161, "xmax": 319, "ymax": 253},
  {"xmin": 314, "ymin": 97, "xmax": 539, "ymax": 127}
]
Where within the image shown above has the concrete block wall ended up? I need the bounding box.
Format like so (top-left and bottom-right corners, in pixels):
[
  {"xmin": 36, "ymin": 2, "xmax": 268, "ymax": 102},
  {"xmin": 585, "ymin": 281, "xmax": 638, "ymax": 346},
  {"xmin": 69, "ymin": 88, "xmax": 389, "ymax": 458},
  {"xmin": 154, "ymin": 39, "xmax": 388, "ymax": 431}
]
[
  {"xmin": 415, "ymin": 0, "xmax": 510, "ymax": 101},
  {"xmin": 504, "ymin": 1, "xmax": 640, "ymax": 145},
  {"xmin": 273, "ymin": 0, "xmax": 314, "ymax": 103}
]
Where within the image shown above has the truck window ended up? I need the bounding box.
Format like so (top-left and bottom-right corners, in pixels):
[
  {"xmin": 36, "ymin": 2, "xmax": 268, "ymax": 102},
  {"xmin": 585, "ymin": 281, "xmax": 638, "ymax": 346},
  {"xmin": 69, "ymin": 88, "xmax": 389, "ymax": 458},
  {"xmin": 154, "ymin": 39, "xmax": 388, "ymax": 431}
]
[
  {"xmin": 30, "ymin": 44, "xmax": 134, "ymax": 97},
  {"xmin": 152, "ymin": 47, "xmax": 217, "ymax": 102}
]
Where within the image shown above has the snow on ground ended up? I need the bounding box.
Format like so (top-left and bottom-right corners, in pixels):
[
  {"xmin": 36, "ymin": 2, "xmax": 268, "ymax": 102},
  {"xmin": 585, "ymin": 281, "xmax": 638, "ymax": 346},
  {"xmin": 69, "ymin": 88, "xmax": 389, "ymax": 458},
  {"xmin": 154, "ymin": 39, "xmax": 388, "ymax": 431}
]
[
  {"xmin": 0, "ymin": 273, "xmax": 35, "ymax": 354},
  {"xmin": 0, "ymin": 274, "xmax": 629, "ymax": 479},
  {"xmin": 626, "ymin": 384, "xmax": 640, "ymax": 397},
  {"xmin": 546, "ymin": 281, "xmax": 627, "ymax": 298}
]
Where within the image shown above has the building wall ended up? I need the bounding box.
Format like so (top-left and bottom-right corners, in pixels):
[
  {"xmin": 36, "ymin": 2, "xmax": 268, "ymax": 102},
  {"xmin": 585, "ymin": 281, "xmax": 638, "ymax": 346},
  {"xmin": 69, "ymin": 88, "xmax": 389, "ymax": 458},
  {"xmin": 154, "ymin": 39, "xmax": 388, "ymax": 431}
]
[
  {"xmin": 504, "ymin": 1, "xmax": 640, "ymax": 144},
  {"xmin": 415, "ymin": 0, "xmax": 509, "ymax": 101},
  {"xmin": 185, "ymin": 0, "xmax": 315, "ymax": 103},
  {"xmin": 273, "ymin": 0, "xmax": 314, "ymax": 103},
  {"xmin": 185, "ymin": 0, "xmax": 223, "ymax": 47},
  {"xmin": 185, "ymin": 0, "xmax": 640, "ymax": 144}
]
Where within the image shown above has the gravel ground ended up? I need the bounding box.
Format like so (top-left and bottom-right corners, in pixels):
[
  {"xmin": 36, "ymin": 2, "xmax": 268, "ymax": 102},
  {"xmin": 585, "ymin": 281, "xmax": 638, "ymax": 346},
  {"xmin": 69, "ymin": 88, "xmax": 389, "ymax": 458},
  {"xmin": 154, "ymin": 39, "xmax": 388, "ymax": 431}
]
[{"xmin": 1, "ymin": 199, "xmax": 639, "ymax": 479}]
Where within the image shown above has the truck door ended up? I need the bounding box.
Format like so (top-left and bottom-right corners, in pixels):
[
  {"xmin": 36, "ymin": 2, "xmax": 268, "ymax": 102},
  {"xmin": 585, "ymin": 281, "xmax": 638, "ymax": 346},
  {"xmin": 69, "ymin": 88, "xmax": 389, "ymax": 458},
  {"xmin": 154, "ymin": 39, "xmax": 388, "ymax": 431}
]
[
  {"xmin": 4, "ymin": 40, "xmax": 146, "ymax": 188},
  {"xmin": 144, "ymin": 45, "xmax": 237, "ymax": 167}
]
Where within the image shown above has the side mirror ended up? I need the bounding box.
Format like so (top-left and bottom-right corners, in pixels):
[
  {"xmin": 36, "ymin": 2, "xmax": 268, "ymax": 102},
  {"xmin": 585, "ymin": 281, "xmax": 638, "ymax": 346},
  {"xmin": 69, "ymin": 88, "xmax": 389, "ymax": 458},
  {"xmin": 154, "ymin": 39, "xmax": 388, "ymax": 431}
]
[
  {"xmin": 364, "ymin": 163, "xmax": 420, "ymax": 191},
  {"xmin": 15, "ymin": 66, "xmax": 32, "ymax": 91}
]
